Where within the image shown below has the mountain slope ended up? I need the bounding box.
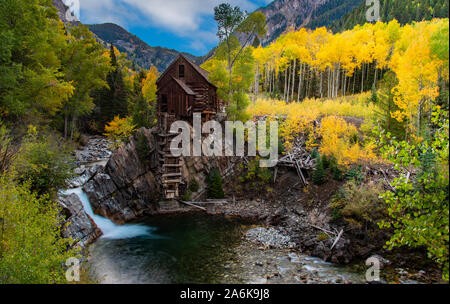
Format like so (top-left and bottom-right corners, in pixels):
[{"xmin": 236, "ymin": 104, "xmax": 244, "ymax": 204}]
[
  {"xmin": 87, "ymin": 23, "xmax": 204, "ymax": 72},
  {"xmin": 51, "ymin": 0, "xmax": 203, "ymax": 72},
  {"xmin": 331, "ymin": 0, "xmax": 449, "ymax": 32},
  {"xmin": 257, "ymin": 0, "xmax": 363, "ymax": 45}
]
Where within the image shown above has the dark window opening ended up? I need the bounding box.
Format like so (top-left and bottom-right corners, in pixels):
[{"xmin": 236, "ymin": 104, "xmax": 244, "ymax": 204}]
[
  {"xmin": 161, "ymin": 94, "xmax": 168, "ymax": 112},
  {"xmin": 179, "ymin": 65, "xmax": 185, "ymax": 78}
]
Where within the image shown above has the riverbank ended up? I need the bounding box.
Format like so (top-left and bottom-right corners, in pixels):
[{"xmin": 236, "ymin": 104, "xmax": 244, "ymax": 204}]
[{"xmin": 64, "ymin": 134, "xmax": 444, "ymax": 284}]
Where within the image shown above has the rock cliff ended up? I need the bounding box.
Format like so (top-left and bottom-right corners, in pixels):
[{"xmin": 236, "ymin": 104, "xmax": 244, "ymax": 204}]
[
  {"xmin": 59, "ymin": 193, "xmax": 102, "ymax": 248},
  {"xmin": 83, "ymin": 127, "xmax": 236, "ymax": 224}
]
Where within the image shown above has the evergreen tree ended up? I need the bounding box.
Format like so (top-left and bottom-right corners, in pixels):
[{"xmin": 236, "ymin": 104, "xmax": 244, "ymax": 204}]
[
  {"xmin": 312, "ymin": 154, "xmax": 326, "ymax": 185},
  {"xmin": 207, "ymin": 168, "xmax": 225, "ymax": 199},
  {"xmin": 322, "ymin": 153, "xmax": 330, "ymax": 169},
  {"xmin": 369, "ymin": 84, "xmax": 379, "ymax": 104},
  {"xmin": 332, "ymin": 0, "xmax": 449, "ymax": 32},
  {"xmin": 93, "ymin": 44, "xmax": 129, "ymax": 130},
  {"xmin": 374, "ymin": 71, "xmax": 406, "ymax": 138},
  {"xmin": 132, "ymin": 93, "xmax": 155, "ymax": 129}
]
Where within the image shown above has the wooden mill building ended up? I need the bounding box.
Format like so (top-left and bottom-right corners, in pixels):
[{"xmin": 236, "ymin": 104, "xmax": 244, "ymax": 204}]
[
  {"xmin": 156, "ymin": 54, "xmax": 219, "ymax": 127},
  {"xmin": 156, "ymin": 54, "xmax": 220, "ymax": 199}
]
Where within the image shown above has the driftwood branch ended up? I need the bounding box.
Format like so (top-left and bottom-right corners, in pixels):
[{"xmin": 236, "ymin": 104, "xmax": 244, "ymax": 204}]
[
  {"xmin": 276, "ymin": 138, "xmax": 314, "ymax": 186},
  {"xmin": 330, "ymin": 229, "xmax": 344, "ymax": 250},
  {"xmin": 308, "ymin": 223, "xmax": 336, "ymax": 237}
]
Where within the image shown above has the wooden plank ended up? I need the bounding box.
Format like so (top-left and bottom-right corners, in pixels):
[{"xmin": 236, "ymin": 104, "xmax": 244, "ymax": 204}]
[
  {"xmin": 162, "ymin": 173, "xmax": 182, "ymax": 178},
  {"xmin": 163, "ymin": 179, "xmax": 182, "ymax": 184},
  {"xmin": 178, "ymin": 200, "xmax": 207, "ymax": 211}
]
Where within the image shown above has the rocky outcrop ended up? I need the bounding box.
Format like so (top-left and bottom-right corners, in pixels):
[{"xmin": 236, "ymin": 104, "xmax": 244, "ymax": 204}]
[
  {"xmin": 83, "ymin": 127, "xmax": 237, "ymax": 223},
  {"xmin": 67, "ymin": 165, "xmax": 102, "ymax": 189},
  {"xmin": 52, "ymin": 0, "xmax": 81, "ymax": 25},
  {"xmin": 59, "ymin": 193, "xmax": 102, "ymax": 248},
  {"xmin": 83, "ymin": 128, "xmax": 160, "ymax": 224}
]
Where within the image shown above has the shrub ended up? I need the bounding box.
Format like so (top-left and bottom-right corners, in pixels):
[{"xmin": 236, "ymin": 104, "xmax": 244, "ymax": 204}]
[
  {"xmin": 239, "ymin": 157, "xmax": 272, "ymax": 186},
  {"xmin": 181, "ymin": 190, "xmax": 192, "ymax": 201},
  {"xmin": 345, "ymin": 166, "xmax": 365, "ymax": 184},
  {"xmin": 189, "ymin": 178, "xmax": 200, "ymax": 193},
  {"xmin": 311, "ymin": 148, "xmax": 319, "ymax": 160},
  {"xmin": 317, "ymin": 232, "xmax": 329, "ymax": 241},
  {"xmin": 207, "ymin": 168, "xmax": 225, "ymax": 199},
  {"xmin": 104, "ymin": 116, "xmax": 136, "ymax": 149},
  {"xmin": 329, "ymin": 157, "xmax": 344, "ymax": 181},
  {"xmin": 369, "ymin": 84, "xmax": 379, "ymax": 104},
  {"xmin": 13, "ymin": 128, "xmax": 74, "ymax": 195},
  {"xmin": 0, "ymin": 176, "xmax": 78, "ymax": 283},
  {"xmin": 135, "ymin": 132, "xmax": 151, "ymax": 167},
  {"xmin": 322, "ymin": 154, "xmax": 330, "ymax": 169},
  {"xmin": 330, "ymin": 181, "xmax": 386, "ymax": 229},
  {"xmin": 0, "ymin": 123, "xmax": 17, "ymax": 174}
]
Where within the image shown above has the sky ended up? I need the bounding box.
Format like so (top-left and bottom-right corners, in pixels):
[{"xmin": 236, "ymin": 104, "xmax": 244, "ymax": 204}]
[{"xmin": 76, "ymin": 0, "xmax": 273, "ymax": 56}]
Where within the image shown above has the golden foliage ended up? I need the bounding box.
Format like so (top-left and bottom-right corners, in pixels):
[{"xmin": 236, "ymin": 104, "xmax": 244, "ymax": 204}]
[
  {"xmin": 247, "ymin": 94, "xmax": 378, "ymax": 166},
  {"xmin": 103, "ymin": 116, "xmax": 136, "ymax": 149},
  {"xmin": 142, "ymin": 66, "xmax": 159, "ymax": 103},
  {"xmin": 318, "ymin": 116, "xmax": 377, "ymax": 167}
]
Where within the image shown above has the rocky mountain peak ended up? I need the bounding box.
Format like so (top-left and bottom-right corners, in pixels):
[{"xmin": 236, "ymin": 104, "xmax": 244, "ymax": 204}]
[{"xmin": 258, "ymin": 0, "xmax": 363, "ymax": 45}]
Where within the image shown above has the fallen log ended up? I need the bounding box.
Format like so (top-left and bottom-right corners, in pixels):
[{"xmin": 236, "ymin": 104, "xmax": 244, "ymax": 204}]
[{"xmin": 178, "ymin": 200, "xmax": 207, "ymax": 211}]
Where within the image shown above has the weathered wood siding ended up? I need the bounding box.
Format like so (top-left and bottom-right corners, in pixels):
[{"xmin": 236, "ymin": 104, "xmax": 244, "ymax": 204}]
[{"xmin": 157, "ymin": 55, "xmax": 218, "ymax": 120}]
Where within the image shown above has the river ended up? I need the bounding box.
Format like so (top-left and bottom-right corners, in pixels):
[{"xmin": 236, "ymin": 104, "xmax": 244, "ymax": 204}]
[{"xmin": 64, "ymin": 187, "xmax": 366, "ymax": 284}]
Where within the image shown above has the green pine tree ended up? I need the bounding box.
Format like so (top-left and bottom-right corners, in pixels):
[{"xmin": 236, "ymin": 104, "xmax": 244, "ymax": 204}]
[
  {"xmin": 312, "ymin": 154, "xmax": 326, "ymax": 185},
  {"xmin": 207, "ymin": 168, "xmax": 225, "ymax": 199}
]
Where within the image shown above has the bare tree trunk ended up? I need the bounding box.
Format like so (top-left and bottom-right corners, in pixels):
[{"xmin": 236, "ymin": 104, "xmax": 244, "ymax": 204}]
[
  {"xmin": 297, "ymin": 62, "xmax": 302, "ymax": 102},
  {"xmin": 254, "ymin": 64, "xmax": 259, "ymax": 101},
  {"xmin": 306, "ymin": 67, "xmax": 311, "ymax": 98},
  {"xmin": 283, "ymin": 66, "xmax": 288, "ymax": 100},
  {"xmin": 327, "ymin": 68, "xmax": 330, "ymax": 98},
  {"xmin": 299, "ymin": 62, "xmax": 305, "ymax": 101},
  {"xmin": 273, "ymin": 65, "xmax": 276, "ymax": 94},
  {"xmin": 343, "ymin": 72, "xmax": 347, "ymax": 97},
  {"xmin": 269, "ymin": 64, "xmax": 273, "ymax": 94},
  {"xmin": 335, "ymin": 65, "xmax": 340, "ymax": 98},
  {"xmin": 320, "ymin": 71, "xmax": 323, "ymax": 99},
  {"xmin": 70, "ymin": 115, "xmax": 76, "ymax": 141},
  {"xmin": 286, "ymin": 62, "xmax": 291, "ymax": 102},
  {"xmin": 373, "ymin": 66, "xmax": 378, "ymax": 88},
  {"xmin": 366, "ymin": 61, "xmax": 370, "ymax": 85},
  {"xmin": 361, "ymin": 63, "xmax": 365, "ymax": 94},
  {"xmin": 64, "ymin": 113, "xmax": 68, "ymax": 140},
  {"xmin": 291, "ymin": 59, "xmax": 296, "ymax": 101}
]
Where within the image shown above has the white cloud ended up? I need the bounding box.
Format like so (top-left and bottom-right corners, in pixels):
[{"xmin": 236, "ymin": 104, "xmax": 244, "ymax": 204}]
[
  {"xmin": 80, "ymin": 0, "xmax": 258, "ymax": 32},
  {"xmin": 79, "ymin": 0, "xmax": 261, "ymax": 54}
]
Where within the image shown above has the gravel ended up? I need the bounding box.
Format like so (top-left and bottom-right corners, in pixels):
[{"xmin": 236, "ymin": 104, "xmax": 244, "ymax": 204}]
[{"xmin": 245, "ymin": 227, "xmax": 296, "ymax": 249}]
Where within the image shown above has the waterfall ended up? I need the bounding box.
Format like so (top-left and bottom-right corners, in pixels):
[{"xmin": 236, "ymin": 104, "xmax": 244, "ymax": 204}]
[{"xmin": 63, "ymin": 187, "xmax": 154, "ymax": 239}]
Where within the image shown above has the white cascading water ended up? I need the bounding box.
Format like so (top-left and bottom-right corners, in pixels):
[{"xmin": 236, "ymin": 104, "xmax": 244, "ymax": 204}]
[{"xmin": 63, "ymin": 187, "xmax": 153, "ymax": 239}]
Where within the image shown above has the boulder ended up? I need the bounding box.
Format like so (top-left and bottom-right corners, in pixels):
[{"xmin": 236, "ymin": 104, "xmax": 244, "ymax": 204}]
[{"xmin": 58, "ymin": 193, "xmax": 102, "ymax": 247}]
